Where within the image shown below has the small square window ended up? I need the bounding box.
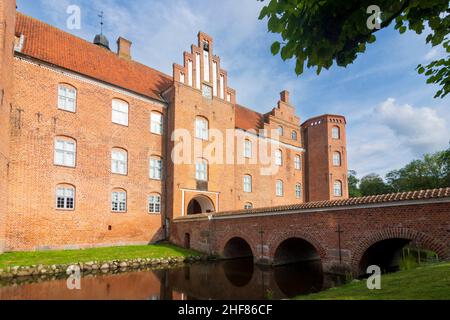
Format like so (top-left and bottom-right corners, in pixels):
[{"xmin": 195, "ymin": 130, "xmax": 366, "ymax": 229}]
[{"xmin": 202, "ymin": 85, "xmax": 212, "ymax": 100}]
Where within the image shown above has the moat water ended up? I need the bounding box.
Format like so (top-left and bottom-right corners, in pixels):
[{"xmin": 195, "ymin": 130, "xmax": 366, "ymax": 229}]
[{"xmin": 0, "ymin": 259, "xmax": 345, "ymax": 300}]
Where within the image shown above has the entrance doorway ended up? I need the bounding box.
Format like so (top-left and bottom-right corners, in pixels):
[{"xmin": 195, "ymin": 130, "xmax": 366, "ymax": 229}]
[{"xmin": 186, "ymin": 195, "xmax": 215, "ymax": 215}]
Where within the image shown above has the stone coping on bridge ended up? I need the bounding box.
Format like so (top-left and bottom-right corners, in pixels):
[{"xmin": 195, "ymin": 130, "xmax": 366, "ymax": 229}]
[{"xmin": 174, "ymin": 188, "xmax": 450, "ymax": 222}]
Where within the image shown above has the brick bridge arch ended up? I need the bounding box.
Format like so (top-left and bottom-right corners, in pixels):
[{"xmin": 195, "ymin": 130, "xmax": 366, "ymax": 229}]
[
  {"xmin": 351, "ymin": 227, "xmax": 449, "ymax": 273},
  {"xmin": 267, "ymin": 231, "xmax": 327, "ymax": 264},
  {"xmin": 218, "ymin": 232, "xmax": 258, "ymax": 259}
]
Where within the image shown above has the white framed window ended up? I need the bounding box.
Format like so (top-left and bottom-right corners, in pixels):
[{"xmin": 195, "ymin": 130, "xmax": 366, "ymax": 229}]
[
  {"xmin": 243, "ymin": 175, "xmax": 252, "ymax": 193},
  {"xmin": 244, "ymin": 203, "xmax": 253, "ymax": 210},
  {"xmin": 111, "ymin": 149, "xmax": 127, "ymax": 175},
  {"xmin": 292, "ymin": 131, "xmax": 298, "ymax": 141},
  {"xmin": 150, "ymin": 157, "xmax": 163, "ymax": 180},
  {"xmin": 151, "ymin": 112, "xmax": 163, "ymax": 135},
  {"xmin": 54, "ymin": 137, "xmax": 76, "ymax": 167},
  {"xmin": 295, "ymin": 184, "xmax": 302, "ymax": 199},
  {"xmin": 276, "ymin": 180, "xmax": 284, "ymax": 197},
  {"xmin": 294, "ymin": 155, "xmax": 302, "ymax": 170},
  {"xmin": 196, "ymin": 159, "xmax": 208, "ymax": 181},
  {"xmin": 332, "ymin": 126, "xmax": 340, "ymax": 139},
  {"xmin": 58, "ymin": 84, "xmax": 77, "ymax": 112},
  {"xmin": 334, "ymin": 181, "xmax": 343, "ymax": 197},
  {"xmin": 275, "ymin": 149, "xmax": 283, "ymax": 166},
  {"xmin": 56, "ymin": 185, "xmax": 75, "ymax": 210},
  {"xmin": 195, "ymin": 117, "xmax": 209, "ymax": 140},
  {"xmin": 277, "ymin": 126, "xmax": 284, "ymax": 137},
  {"xmin": 148, "ymin": 195, "xmax": 161, "ymax": 214},
  {"xmin": 112, "ymin": 99, "xmax": 129, "ymax": 126},
  {"xmin": 244, "ymin": 140, "xmax": 252, "ymax": 158},
  {"xmin": 333, "ymin": 152, "xmax": 342, "ymax": 167},
  {"xmin": 112, "ymin": 190, "xmax": 127, "ymax": 212},
  {"xmin": 180, "ymin": 72, "xmax": 185, "ymax": 84}
]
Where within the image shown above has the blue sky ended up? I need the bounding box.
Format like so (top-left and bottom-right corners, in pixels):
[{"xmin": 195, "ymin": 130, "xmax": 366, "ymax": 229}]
[{"xmin": 17, "ymin": 0, "xmax": 449, "ymax": 178}]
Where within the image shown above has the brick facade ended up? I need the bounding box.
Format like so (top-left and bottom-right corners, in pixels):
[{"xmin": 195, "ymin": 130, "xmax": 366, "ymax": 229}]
[
  {"xmin": 0, "ymin": 5, "xmax": 350, "ymax": 252},
  {"xmin": 0, "ymin": 0, "xmax": 16, "ymax": 253}
]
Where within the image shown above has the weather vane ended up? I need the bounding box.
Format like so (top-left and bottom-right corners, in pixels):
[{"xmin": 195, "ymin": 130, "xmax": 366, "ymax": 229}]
[{"xmin": 98, "ymin": 11, "xmax": 104, "ymax": 35}]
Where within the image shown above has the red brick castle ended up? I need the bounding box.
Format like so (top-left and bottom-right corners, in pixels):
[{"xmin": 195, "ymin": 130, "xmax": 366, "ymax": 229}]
[{"xmin": 0, "ymin": 1, "xmax": 348, "ymax": 252}]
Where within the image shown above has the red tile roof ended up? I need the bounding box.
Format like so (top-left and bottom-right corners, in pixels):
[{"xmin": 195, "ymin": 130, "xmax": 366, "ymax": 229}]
[
  {"xmin": 15, "ymin": 13, "xmax": 173, "ymax": 102},
  {"xmin": 176, "ymin": 188, "xmax": 450, "ymax": 220},
  {"xmin": 235, "ymin": 104, "xmax": 266, "ymax": 131}
]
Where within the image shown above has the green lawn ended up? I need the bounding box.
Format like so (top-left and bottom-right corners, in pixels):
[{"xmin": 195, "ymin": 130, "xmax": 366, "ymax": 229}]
[
  {"xmin": 296, "ymin": 263, "xmax": 450, "ymax": 300},
  {"xmin": 0, "ymin": 244, "xmax": 201, "ymax": 269}
]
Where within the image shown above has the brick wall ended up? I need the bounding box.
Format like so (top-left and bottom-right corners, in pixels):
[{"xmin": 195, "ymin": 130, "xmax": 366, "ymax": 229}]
[
  {"xmin": 6, "ymin": 57, "xmax": 166, "ymax": 251},
  {"xmin": 0, "ymin": 0, "xmax": 16, "ymax": 253}
]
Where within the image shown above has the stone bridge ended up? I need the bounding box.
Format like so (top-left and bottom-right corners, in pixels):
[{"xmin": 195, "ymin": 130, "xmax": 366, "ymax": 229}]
[{"xmin": 170, "ymin": 188, "xmax": 450, "ymax": 275}]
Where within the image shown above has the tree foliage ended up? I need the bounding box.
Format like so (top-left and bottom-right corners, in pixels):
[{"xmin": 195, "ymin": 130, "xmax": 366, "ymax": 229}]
[
  {"xmin": 349, "ymin": 145, "xmax": 450, "ymax": 197},
  {"xmin": 348, "ymin": 170, "xmax": 363, "ymax": 197},
  {"xmin": 259, "ymin": 0, "xmax": 450, "ymax": 98},
  {"xmin": 359, "ymin": 174, "xmax": 393, "ymax": 196}
]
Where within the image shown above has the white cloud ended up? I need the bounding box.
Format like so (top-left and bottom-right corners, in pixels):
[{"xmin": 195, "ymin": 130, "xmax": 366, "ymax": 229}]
[
  {"xmin": 376, "ymin": 98, "xmax": 449, "ymax": 154},
  {"xmin": 424, "ymin": 47, "xmax": 446, "ymax": 61},
  {"xmin": 348, "ymin": 98, "xmax": 450, "ymax": 178}
]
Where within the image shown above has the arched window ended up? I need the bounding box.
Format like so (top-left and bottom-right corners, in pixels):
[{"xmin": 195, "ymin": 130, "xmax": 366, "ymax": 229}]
[
  {"xmin": 111, "ymin": 148, "xmax": 128, "ymax": 175},
  {"xmin": 112, "ymin": 189, "xmax": 127, "ymax": 213},
  {"xmin": 275, "ymin": 149, "xmax": 283, "ymax": 166},
  {"xmin": 196, "ymin": 159, "xmax": 208, "ymax": 181},
  {"xmin": 148, "ymin": 194, "xmax": 161, "ymax": 214},
  {"xmin": 150, "ymin": 156, "xmax": 163, "ymax": 180},
  {"xmin": 292, "ymin": 130, "xmax": 298, "ymax": 141},
  {"xmin": 332, "ymin": 126, "xmax": 340, "ymax": 139},
  {"xmin": 277, "ymin": 126, "xmax": 284, "ymax": 137},
  {"xmin": 244, "ymin": 140, "xmax": 252, "ymax": 158},
  {"xmin": 243, "ymin": 175, "xmax": 252, "ymax": 193},
  {"xmin": 294, "ymin": 155, "xmax": 302, "ymax": 170},
  {"xmin": 244, "ymin": 203, "xmax": 253, "ymax": 210},
  {"xmin": 276, "ymin": 180, "xmax": 284, "ymax": 197},
  {"xmin": 112, "ymin": 99, "xmax": 129, "ymax": 126},
  {"xmin": 55, "ymin": 184, "xmax": 75, "ymax": 210},
  {"xmin": 58, "ymin": 84, "xmax": 77, "ymax": 112},
  {"xmin": 150, "ymin": 112, "xmax": 163, "ymax": 135},
  {"xmin": 54, "ymin": 136, "xmax": 76, "ymax": 167},
  {"xmin": 333, "ymin": 152, "xmax": 342, "ymax": 167},
  {"xmin": 334, "ymin": 181, "xmax": 343, "ymax": 197},
  {"xmin": 195, "ymin": 117, "xmax": 209, "ymax": 140},
  {"xmin": 295, "ymin": 184, "xmax": 302, "ymax": 199}
]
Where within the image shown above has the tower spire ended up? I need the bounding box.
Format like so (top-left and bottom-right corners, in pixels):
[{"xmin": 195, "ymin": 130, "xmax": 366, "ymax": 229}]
[
  {"xmin": 93, "ymin": 11, "xmax": 110, "ymax": 50},
  {"xmin": 98, "ymin": 11, "xmax": 104, "ymax": 35}
]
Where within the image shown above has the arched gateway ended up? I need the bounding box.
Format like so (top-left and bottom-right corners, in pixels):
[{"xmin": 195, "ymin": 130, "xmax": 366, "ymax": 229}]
[{"xmin": 187, "ymin": 195, "xmax": 215, "ymax": 215}]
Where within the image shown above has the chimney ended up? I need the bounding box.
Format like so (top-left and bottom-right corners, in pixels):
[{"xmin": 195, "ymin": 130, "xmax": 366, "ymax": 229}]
[
  {"xmin": 280, "ymin": 90, "xmax": 290, "ymax": 104},
  {"xmin": 117, "ymin": 37, "xmax": 132, "ymax": 59}
]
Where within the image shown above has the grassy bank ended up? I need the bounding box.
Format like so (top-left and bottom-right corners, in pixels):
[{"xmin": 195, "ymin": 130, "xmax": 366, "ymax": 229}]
[
  {"xmin": 297, "ymin": 263, "xmax": 450, "ymax": 300},
  {"xmin": 0, "ymin": 244, "xmax": 201, "ymax": 269}
]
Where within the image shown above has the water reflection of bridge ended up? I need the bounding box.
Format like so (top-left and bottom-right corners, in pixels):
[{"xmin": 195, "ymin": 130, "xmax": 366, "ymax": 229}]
[{"xmin": 154, "ymin": 260, "xmax": 340, "ymax": 300}]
